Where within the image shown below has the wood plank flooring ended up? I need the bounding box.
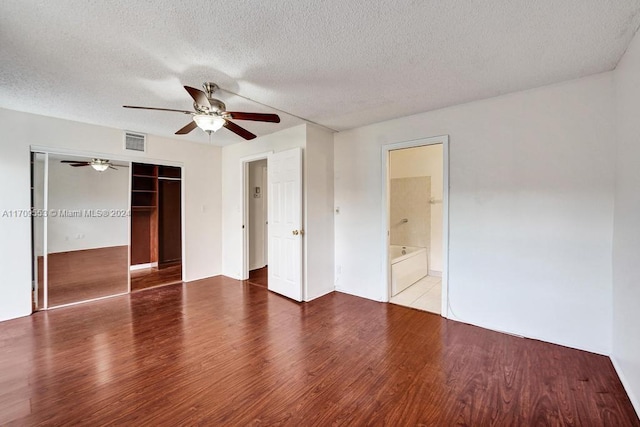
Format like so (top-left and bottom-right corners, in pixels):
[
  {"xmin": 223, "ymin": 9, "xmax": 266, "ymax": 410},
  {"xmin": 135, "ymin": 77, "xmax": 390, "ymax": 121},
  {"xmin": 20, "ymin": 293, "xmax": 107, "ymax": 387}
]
[
  {"xmin": 245, "ymin": 265, "xmax": 268, "ymax": 288},
  {"xmin": 1, "ymin": 276, "xmax": 638, "ymax": 425}
]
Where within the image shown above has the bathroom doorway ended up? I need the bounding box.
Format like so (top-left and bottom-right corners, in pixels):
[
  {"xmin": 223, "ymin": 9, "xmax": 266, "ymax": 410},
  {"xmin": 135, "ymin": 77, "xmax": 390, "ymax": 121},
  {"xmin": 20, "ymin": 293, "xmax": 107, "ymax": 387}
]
[{"xmin": 383, "ymin": 136, "xmax": 449, "ymax": 315}]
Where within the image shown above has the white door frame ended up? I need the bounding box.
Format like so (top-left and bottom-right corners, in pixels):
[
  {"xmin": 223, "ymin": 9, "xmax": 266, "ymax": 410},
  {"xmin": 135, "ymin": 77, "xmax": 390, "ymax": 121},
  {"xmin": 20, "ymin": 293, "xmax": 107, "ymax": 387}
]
[
  {"xmin": 261, "ymin": 164, "xmax": 268, "ymax": 268},
  {"xmin": 240, "ymin": 152, "xmax": 272, "ymax": 280},
  {"xmin": 381, "ymin": 135, "xmax": 450, "ymax": 317}
]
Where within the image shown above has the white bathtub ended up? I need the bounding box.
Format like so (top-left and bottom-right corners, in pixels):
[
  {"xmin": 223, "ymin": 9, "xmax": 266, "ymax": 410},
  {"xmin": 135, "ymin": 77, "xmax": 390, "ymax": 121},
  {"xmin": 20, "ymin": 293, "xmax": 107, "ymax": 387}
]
[{"xmin": 390, "ymin": 245, "xmax": 428, "ymax": 296}]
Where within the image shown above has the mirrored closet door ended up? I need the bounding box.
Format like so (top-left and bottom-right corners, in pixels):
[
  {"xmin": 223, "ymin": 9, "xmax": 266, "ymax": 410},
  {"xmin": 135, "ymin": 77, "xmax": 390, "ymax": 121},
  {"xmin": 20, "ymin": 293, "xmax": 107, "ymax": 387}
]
[{"xmin": 33, "ymin": 153, "xmax": 130, "ymax": 308}]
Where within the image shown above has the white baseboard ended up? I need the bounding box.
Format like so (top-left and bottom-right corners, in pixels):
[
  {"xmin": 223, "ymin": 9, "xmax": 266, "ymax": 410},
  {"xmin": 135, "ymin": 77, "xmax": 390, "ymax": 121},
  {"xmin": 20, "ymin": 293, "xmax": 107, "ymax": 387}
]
[
  {"xmin": 611, "ymin": 356, "xmax": 640, "ymax": 419},
  {"xmin": 184, "ymin": 273, "xmax": 222, "ymax": 283},
  {"xmin": 443, "ymin": 312, "xmax": 611, "ymax": 356},
  {"xmin": 428, "ymin": 270, "xmax": 442, "ymax": 277},
  {"xmin": 305, "ymin": 287, "xmax": 334, "ymax": 302},
  {"xmin": 130, "ymin": 262, "xmax": 158, "ymax": 271},
  {"xmin": 335, "ymin": 287, "xmax": 385, "ymax": 302}
]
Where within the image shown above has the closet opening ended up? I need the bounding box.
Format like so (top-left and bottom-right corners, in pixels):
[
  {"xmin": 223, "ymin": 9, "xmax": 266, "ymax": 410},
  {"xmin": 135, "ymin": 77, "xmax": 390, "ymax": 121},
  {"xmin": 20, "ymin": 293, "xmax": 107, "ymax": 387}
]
[
  {"xmin": 130, "ymin": 163, "xmax": 183, "ymax": 291},
  {"xmin": 30, "ymin": 152, "xmax": 185, "ymax": 311}
]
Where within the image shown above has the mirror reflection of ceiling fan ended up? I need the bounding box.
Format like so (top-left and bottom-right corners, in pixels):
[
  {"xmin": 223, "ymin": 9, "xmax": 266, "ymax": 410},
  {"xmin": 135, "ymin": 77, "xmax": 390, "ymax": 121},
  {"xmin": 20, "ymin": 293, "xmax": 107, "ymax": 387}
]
[
  {"xmin": 61, "ymin": 159, "xmax": 115, "ymax": 172},
  {"xmin": 123, "ymin": 82, "xmax": 281, "ymax": 140}
]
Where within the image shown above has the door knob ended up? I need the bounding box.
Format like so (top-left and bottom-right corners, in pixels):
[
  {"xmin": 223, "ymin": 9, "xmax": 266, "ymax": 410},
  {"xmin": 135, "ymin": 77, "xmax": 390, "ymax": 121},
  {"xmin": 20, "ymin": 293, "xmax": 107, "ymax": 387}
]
[{"xmin": 292, "ymin": 230, "xmax": 299, "ymax": 235}]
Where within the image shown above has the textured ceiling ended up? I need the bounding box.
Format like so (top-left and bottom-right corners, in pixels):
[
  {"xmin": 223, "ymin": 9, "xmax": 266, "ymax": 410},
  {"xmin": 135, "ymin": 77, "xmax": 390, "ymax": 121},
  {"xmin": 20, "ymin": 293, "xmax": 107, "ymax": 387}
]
[{"xmin": 2, "ymin": 1, "xmax": 640, "ymax": 146}]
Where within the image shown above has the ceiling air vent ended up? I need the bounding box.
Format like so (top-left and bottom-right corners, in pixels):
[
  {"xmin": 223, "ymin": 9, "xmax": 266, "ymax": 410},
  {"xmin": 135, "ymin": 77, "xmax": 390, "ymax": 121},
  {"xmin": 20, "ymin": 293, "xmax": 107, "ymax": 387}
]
[{"xmin": 124, "ymin": 132, "xmax": 146, "ymax": 152}]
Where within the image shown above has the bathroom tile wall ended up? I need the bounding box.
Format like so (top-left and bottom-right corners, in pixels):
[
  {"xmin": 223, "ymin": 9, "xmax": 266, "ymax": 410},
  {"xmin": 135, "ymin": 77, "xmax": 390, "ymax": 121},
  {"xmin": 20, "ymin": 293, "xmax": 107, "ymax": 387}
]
[{"xmin": 390, "ymin": 176, "xmax": 431, "ymax": 249}]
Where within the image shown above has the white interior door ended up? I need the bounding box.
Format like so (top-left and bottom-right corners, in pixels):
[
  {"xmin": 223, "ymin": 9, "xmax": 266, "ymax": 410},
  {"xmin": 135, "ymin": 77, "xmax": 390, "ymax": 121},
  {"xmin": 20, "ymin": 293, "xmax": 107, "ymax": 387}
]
[{"xmin": 268, "ymin": 147, "xmax": 303, "ymax": 301}]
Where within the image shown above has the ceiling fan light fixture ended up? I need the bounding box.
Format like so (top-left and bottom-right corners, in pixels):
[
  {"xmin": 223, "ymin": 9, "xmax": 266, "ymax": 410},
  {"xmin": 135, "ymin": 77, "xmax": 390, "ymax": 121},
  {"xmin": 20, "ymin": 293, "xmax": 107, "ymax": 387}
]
[
  {"xmin": 90, "ymin": 159, "xmax": 110, "ymax": 172},
  {"xmin": 193, "ymin": 114, "xmax": 225, "ymax": 132},
  {"xmin": 123, "ymin": 83, "xmax": 281, "ymax": 139}
]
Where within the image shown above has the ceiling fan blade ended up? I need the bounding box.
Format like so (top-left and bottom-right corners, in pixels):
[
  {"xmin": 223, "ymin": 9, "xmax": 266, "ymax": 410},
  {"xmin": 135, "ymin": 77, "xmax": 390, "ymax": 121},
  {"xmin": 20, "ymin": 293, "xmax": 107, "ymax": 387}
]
[
  {"xmin": 227, "ymin": 112, "xmax": 281, "ymax": 123},
  {"xmin": 123, "ymin": 105, "xmax": 193, "ymax": 114},
  {"xmin": 69, "ymin": 163, "xmax": 90, "ymax": 167},
  {"xmin": 184, "ymin": 86, "xmax": 211, "ymax": 109},
  {"xmin": 61, "ymin": 160, "xmax": 89, "ymax": 164},
  {"xmin": 109, "ymin": 165, "xmax": 118, "ymax": 170},
  {"xmin": 223, "ymin": 120, "xmax": 256, "ymax": 140},
  {"xmin": 175, "ymin": 120, "xmax": 198, "ymax": 135}
]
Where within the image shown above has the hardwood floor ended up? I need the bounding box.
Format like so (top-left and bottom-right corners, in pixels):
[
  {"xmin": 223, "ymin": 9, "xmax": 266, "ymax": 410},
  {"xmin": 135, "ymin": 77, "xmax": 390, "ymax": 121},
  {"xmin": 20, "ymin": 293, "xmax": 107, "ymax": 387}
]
[
  {"xmin": 1, "ymin": 276, "xmax": 637, "ymax": 425},
  {"xmin": 130, "ymin": 262, "xmax": 182, "ymax": 291},
  {"xmin": 245, "ymin": 265, "xmax": 268, "ymax": 288}
]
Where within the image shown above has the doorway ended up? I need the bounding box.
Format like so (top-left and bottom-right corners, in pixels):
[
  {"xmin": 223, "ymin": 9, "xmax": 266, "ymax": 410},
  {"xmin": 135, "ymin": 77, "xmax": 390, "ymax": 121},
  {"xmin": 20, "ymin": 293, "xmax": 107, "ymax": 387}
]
[
  {"xmin": 245, "ymin": 159, "xmax": 268, "ymax": 288},
  {"xmin": 240, "ymin": 147, "xmax": 304, "ymax": 302},
  {"xmin": 383, "ymin": 136, "xmax": 449, "ymax": 316}
]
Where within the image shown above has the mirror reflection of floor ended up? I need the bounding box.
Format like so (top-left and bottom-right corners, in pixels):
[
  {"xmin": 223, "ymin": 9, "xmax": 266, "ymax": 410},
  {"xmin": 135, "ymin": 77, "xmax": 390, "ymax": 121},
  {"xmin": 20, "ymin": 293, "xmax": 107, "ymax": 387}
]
[
  {"xmin": 130, "ymin": 262, "xmax": 182, "ymax": 292},
  {"xmin": 41, "ymin": 246, "xmax": 129, "ymax": 308}
]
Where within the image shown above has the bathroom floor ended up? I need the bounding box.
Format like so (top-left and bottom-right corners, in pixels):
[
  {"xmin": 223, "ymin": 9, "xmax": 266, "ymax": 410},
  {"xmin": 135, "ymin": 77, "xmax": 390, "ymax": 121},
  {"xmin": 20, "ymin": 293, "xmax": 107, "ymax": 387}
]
[{"xmin": 390, "ymin": 275, "xmax": 441, "ymax": 314}]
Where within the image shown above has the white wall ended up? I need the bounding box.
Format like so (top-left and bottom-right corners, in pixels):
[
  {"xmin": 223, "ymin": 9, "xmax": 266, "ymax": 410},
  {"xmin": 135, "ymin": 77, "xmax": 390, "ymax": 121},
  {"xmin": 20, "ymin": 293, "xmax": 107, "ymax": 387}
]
[
  {"xmin": 305, "ymin": 125, "xmax": 335, "ymax": 300},
  {"xmin": 46, "ymin": 155, "xmax": 129, "ymax": 253},
  {"xmin": 0, "ymin": 108, "xmax": 222, "ymax": 322},
  {"xmin": 389, "ymin": 144, "xmax": 443, "ymax": 272},
  {"xmin": 334, "ymin": 73, "xmax": 616, "ymax": 354},
  {"xmin": 248, "ymin": 159, "xmax": 267, "ymax": 270},
  {"xmin": 612, "ymin": 29, "xmax": 640, "ymax": 415}
]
